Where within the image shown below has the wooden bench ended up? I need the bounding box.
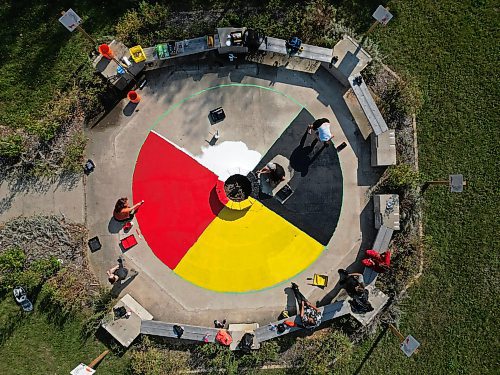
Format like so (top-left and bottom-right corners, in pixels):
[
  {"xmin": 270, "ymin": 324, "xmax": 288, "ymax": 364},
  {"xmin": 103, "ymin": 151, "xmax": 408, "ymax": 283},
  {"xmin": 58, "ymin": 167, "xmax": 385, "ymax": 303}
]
[{"xmin": 363, "ymin": 225, "xmax": 394, "ymax": 286}]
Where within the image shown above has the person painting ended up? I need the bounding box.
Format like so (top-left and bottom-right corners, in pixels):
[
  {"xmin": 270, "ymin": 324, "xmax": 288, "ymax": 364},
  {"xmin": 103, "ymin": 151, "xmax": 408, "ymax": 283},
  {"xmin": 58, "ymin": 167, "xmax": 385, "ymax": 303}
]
[
  {"xmin": 291, "ymin": 282, "xmax": 322, "ymax": 329},
  {"xmin": 307, "ymin": 118, "xmax": 333, "ymax": 146},
  {"xmin": 258, "ymin": 162, "xmax": 286, "ymax": 185},
  {"xmin": 113, "ymin": 197, "xmax": 144, "ymax": 222},
  {"xmin": 361, "ymin": 249, "xmax": 391, "ymax": 273}
]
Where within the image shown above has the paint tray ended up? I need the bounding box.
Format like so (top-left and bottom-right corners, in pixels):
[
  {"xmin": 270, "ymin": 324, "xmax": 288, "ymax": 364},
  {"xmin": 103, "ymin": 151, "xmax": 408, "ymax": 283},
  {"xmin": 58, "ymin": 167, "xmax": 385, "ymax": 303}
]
[
  {"xmin": 120, "ymin": 234, "xmax": 138, "ymax": 250},
  {"xmin": 88, "ymin": 236, "xmax": 101, "ymax": 252},
  {"xmin": 275, "ymin": 184, "xmax": 294, "ymax": 204},
  {"xmin": 312, "ymin": 274, "xmax": 328, "ymax": 287}
]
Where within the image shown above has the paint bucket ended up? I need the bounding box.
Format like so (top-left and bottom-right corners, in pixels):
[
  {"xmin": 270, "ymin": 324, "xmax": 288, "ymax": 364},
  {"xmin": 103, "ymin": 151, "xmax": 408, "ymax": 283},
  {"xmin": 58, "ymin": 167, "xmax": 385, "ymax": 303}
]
[
  {"xmin": 127, "ymin": 90, "xmax": 141, "ymax": 103},
  {"xmin": 98, "ymin": 44, "xmax": 114, "ymax": 59}
]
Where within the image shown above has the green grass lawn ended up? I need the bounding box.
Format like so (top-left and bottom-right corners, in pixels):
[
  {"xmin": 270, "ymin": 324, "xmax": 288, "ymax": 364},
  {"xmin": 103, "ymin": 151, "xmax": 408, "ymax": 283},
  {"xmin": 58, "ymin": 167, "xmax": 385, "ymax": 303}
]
[
  {"xmin": 338, "ymin": 1, "xmax": 499, "ymax": 373},
  {"xmin": 0, "ymin": 0, "xmax": 138, "ymax": 132},
  {"xmin": 0, "ymin": 298, "xmax": 128, "ymax": 375}
]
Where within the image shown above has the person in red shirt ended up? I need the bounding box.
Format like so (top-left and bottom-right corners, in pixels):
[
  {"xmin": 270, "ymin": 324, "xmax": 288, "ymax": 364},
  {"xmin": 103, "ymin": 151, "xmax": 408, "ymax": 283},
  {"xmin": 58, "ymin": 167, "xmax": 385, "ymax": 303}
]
[
  {"xmin": 113, "ymin": 197, "xmax": 144, "ymax": 222},
  {"xmin": 361, "ymin": 249, "xmax": 391, "ymax": 273}
]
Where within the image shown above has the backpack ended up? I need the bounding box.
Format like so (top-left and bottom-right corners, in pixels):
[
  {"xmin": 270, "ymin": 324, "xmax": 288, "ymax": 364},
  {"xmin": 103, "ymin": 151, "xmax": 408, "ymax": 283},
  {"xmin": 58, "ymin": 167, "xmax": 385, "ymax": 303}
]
[
  {"xmin": 243, "ymin": 29, "xmax": 265, "ymax": 51},
  {"xmin": 173, "ymin": 325, "xmax": 184, "ymax": 338},
  {"xmin": 286, "ymin": 37, "xmax": 302, "ymax": 53},
  {"xmin": 239, "ymin": 333, "xmax": 254, "ymax": 352},
  {"xmin": 215, "ymin": 329, "xmax": 233, "ymax": 346},
  {"xmin": 349, "ymin": 289, "xmax": 374, "ymax": 314}
]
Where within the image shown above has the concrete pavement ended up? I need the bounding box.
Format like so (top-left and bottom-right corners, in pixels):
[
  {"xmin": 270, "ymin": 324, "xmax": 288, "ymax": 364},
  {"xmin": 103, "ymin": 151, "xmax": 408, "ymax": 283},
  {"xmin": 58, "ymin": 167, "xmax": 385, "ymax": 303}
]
[{"xmin": 85, "ymin": 64, "xmax": 379, "ymax": 325}]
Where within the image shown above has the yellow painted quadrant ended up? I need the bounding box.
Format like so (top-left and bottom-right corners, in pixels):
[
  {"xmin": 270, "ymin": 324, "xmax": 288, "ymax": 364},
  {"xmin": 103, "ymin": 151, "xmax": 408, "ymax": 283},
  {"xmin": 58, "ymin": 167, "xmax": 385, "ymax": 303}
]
[{"xmin": 174, "ymin": 201, "xmax": 324, "ymax": 292}]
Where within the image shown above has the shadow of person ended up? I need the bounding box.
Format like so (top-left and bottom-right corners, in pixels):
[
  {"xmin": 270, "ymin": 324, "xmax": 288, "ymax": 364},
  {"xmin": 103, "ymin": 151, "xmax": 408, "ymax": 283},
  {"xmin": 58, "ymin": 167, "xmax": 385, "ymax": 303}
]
[
  {"xmin": 290, "ymin": 131, "xmax": 327, "ymax": 177},
  {"xmin": 110, "ymin": 272, "xmax": 139, "ymax": 297},
  {"xmin": 108, "ymin": 217, "xmax": 124, "ymax": 234}
]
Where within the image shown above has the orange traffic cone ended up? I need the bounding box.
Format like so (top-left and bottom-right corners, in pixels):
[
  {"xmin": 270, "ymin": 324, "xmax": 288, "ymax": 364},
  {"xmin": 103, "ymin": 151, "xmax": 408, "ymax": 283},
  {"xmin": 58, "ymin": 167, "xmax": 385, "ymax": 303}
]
[
  {"xmin": 127, "ymin": 90, "xmax": 141, "ymax": 103},
  {"xmin": 98, "ymin": 44, "xmax": 114, "ymax": 59}
]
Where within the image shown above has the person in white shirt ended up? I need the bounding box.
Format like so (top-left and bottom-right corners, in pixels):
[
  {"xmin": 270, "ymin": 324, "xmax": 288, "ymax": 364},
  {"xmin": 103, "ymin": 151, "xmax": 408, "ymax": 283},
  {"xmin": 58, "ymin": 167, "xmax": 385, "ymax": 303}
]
[{"xmin": 307, "ymin": 118, "xmax": 333, "ymax": 146}]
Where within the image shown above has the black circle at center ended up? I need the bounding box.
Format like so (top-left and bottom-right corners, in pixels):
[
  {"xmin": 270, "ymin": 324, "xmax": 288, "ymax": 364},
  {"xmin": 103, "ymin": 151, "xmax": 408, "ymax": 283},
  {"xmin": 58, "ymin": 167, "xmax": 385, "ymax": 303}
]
[{"xmin": 224, "ymin": 174, "xmax": 252, "ymax": 202}]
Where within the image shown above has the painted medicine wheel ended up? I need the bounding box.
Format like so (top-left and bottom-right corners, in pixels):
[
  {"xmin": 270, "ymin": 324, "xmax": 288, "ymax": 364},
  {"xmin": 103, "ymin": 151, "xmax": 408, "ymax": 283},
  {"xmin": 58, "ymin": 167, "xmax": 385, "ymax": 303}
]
[{"xmin": 132, "ymin": 84, "xmax": 343, "ymax": 292}]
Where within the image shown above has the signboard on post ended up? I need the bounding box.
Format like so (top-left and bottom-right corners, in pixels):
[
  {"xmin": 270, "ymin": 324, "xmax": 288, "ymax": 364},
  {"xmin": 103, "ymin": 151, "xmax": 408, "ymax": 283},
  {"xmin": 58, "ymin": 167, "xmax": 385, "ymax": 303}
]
[
  {"xmin": 59, "ymin": 8, "xmax": 82, "ymax": 32},
  {"xmin": 449, "ymin": 174, "xmax": 464, "ymax": 193},
  {"xmin": 373, "ymin": 5, "xmax": 393, "ymax": 26},
  {"xmin": 400, "ymin": 335, "xmax": 420, "ymax": 357},
  {"xmin": 70, "ymin": 363, "xmax": 95, "ymax": 375}
]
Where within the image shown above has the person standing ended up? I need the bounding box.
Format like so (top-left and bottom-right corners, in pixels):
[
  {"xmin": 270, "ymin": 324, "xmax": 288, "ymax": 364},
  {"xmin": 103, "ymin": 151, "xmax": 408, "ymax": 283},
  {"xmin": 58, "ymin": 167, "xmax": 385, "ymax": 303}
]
[{"xmin": 307, "ymin": 118, "xmax": 333, "ymax": 146}]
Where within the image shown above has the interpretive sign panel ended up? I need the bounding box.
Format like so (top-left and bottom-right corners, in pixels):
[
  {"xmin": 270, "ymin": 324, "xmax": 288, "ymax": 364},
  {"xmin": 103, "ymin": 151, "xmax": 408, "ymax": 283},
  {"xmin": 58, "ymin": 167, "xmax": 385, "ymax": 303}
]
[{"xmin": 59, "ymin": 9, "xmax": 82, "ymax": 32}]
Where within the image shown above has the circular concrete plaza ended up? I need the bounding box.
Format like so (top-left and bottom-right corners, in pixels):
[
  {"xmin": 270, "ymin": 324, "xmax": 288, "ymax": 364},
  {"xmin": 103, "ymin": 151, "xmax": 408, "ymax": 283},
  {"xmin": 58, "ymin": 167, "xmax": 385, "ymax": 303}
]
[{"xmin": 87, "ymin": 65, "xmax": 367, "ymax": 323}]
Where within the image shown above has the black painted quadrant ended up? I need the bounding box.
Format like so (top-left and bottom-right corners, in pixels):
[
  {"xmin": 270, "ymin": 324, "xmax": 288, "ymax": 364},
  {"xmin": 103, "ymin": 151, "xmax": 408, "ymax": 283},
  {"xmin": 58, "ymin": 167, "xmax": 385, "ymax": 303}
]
[{"xmin": 255, "ymin": 108, "xmax": 343, "ymax": 245}]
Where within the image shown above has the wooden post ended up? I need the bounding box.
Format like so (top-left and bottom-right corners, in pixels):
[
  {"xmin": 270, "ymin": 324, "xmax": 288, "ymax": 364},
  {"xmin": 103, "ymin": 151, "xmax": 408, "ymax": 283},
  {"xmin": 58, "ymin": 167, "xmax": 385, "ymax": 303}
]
[
  {"xmin": 388, "ymin": 323, "xmax": 405, "ymax": 341},
  {"xmin": 365, "ymin": 20, "xmax": 380, "ymax": 35},
  {"xmin": 88, "ymin": 350, "xmax": 109, "ymax": 369}
]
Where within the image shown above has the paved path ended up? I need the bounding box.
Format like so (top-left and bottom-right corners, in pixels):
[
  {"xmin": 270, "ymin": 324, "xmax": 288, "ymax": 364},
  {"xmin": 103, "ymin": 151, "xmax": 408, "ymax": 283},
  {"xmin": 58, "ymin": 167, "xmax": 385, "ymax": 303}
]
[{"xmin": 0, "ymin": 174, "xmax": 85, "ymax": 224}]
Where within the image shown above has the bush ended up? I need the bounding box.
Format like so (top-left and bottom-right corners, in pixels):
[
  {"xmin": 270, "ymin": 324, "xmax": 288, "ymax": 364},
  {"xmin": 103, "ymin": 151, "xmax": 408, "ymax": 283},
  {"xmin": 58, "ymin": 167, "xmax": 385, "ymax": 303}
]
[
  {"xmin": 193, "ymin": 343, "xmax": 238, "ymax": 374},
  {"xmin": 380, "ymin": 75, "xmax": 423, "ymax": 127},
  {"xmin": 238, "ymin": 340, "xmax": 279, "ymax": 369},
  {"xmin": 116, "ymin": 2, "xmax": 171, "ymax": 46},
  {"xmin": 0, "ymin": 248, "xmax": 60, "ymax": 296},
  {"xmin": 382, "ymin": 163, "xmax": 420, "ymax": 191},
  {"xmin": 62, "ymin": 131, "xmax": 87, "ymax": 172},
  {"xmin": 38, "ymin": 266, "xmax": 91, "ymax": 323},
  {"xmin": 292, "ymin": 329, "xmax": 353, "ymax": 374},
  {"xmin": 129, "ymin": 337, "xmax": 190, "ymax": 375},
  {"xmin": 81, "ymin": 288, "xmax": 115, "ymax": 339},
  {"xmin": 0, "ymin": 133, "xmax": 25, "ymax": 158}
]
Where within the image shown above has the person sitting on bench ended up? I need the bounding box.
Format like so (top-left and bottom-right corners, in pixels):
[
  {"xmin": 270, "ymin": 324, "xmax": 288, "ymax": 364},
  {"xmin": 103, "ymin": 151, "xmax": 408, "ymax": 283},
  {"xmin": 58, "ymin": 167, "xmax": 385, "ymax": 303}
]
[
  {"xmin": 338, "ymin": 269, "xmax": 365, "ymax": 297},
  {"xmin": 361, "ymin": 249, "xmax": 391, "ymax": 273},
  {"xmin": 291, "ymin": 282, "xmax": 322, "ymax": 329},
  {"xmin": 258, "ymin": 162, "xmax": 286, "ymax": 185}
]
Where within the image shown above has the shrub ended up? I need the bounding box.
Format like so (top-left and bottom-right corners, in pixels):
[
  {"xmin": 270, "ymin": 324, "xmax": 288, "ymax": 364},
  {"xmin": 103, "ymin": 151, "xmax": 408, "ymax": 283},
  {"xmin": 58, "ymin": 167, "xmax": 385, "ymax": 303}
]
[
  {"xmin": 0, "ymin": 248, "xmax": 60, "ymax": 296},
  {"xmin": 116, "ymin": 2, "xmax": 171, "ymax": 46},
  {"xmin": 382, "ymin": 163, "xmax": 420, "ymax": 191},
  {"xmin": 380, "ymin": 75, "xmax": 423, "ymax": 127},
  {"xmin": 38, "ymin": 266, "xmax": 91, "ymax": 322},
  {"xmin": 193, "ymin": 343, "xmax": 238, "ymax": 374},
  {"xmin": 0, "ymin": 133, "xmax": 25, "ymax": 158},
  {"xmin": 292, "ymin": 329, "xmax": 353, "ymax": 374},
  {"xmin": 129, "ymin": 337, "xmax": 190, "ymax": 375},
  {"xmin": 238, "ymin": 340, "xmax": 279, "ymax": 369},
  {"xmin": 81, "ymin": 288, "xmax": 115, "ymax": 339},
  {"xmin": 62, "ymin": 131, "xmax": 87, "ymax": 172}
]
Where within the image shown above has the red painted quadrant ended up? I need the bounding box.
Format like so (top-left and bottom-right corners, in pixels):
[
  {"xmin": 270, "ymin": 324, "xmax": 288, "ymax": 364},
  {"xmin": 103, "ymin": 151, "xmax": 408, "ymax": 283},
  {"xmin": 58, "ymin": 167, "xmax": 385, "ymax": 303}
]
[{"xmin": 132, "ymin": 132, "xmax": 224, "ymax": 268}]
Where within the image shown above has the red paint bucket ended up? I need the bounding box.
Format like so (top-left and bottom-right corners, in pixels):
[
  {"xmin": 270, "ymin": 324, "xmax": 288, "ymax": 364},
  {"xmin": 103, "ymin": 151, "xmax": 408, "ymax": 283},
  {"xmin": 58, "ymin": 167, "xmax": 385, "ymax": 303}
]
[
  {"xmin": 127, "ymin": 90, "xmax": 141, "ymax": 103},
  {"xmin": 98, "ymin": 44, "xmax": 114, "ymax": 59}
]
